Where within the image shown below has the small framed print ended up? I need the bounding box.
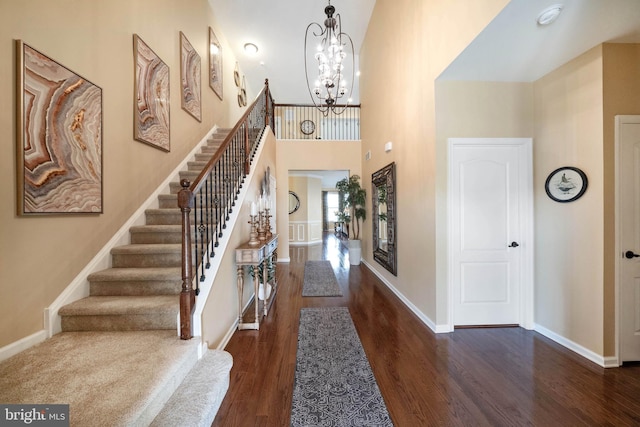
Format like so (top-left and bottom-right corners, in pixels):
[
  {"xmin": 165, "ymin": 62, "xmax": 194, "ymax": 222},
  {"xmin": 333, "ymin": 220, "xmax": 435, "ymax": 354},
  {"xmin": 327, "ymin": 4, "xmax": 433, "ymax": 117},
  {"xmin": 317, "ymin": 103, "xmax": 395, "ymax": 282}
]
[
  {"xmin": 545, "ymin": 166, "xmax": 588, "ymax": 203},
  {"xmin": 209, "ymin": 27, "xmax": 222, "ymax": 100},
  {"xmin": 133, "ymin": 34, "xmax": 170, "ymax": 152},
  {"xmin": 180, "ymin": 31, "xmax": 202, "ymax": 122}
]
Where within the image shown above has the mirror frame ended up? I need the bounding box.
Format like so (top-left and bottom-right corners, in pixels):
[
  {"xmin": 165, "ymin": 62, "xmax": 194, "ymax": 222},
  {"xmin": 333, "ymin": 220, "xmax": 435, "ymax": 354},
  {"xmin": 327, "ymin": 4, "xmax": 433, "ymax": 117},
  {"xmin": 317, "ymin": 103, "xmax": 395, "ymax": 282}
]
[
  {"xmin": 372, "ymin": 162, "xmax": 397, "ymax": 275},
  {"xmin": 288, "ymin": 191, "xmax": 300, "ymax": 214}
]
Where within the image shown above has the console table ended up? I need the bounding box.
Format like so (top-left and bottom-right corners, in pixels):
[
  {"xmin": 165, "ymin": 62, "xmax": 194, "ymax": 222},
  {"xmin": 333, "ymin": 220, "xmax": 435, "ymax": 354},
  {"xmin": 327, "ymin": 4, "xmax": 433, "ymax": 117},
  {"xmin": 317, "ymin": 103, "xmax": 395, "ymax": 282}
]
[{"xmin": 235, "ymin": 234, "xmax": 278, "ymax": 330}]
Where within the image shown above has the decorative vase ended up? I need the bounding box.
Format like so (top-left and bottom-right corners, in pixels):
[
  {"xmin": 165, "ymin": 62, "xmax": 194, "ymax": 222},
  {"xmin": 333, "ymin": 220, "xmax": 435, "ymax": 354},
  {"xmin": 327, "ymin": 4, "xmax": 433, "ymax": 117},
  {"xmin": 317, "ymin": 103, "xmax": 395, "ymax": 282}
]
[
  {"xmin": 258, "ymin": 283, "xmax": 272, "ymax": 301},
  {"xmin": 349, "ymin": 239, "xmax": 362, "ymax": 265}
]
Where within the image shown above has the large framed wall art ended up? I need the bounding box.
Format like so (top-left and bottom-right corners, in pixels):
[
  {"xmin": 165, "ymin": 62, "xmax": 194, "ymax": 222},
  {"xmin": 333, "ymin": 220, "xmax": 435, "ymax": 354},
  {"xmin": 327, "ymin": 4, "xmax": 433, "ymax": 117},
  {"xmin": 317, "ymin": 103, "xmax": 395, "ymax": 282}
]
[
  {"xmin": 133, "ymin": 34, "xmax": 170, "ymax": 152},
  {"xmin": 180, "ymin": 31, "xmax": 202, "ymax": 122},
  {"xmin": 209, "ymin": 27, "xmax": 223, "ymax": 100},
  {"xmin": 16, "ymin": 40, "xmax": 103, "ymax": 215}
]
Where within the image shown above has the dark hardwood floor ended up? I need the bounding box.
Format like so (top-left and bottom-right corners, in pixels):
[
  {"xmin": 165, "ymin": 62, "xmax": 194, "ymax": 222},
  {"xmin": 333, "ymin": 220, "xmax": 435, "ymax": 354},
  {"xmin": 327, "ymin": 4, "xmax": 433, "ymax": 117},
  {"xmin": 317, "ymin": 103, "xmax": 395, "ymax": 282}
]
[{"xmin": 213, "ymin": 233, "xmax": 640, "ymax": 426}]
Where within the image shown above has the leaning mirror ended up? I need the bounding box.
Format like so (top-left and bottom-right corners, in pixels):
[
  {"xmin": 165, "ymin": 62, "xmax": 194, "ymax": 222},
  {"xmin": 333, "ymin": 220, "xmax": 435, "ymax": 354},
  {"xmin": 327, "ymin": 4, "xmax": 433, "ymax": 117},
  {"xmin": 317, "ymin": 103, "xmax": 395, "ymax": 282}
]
[
  {"xmin": 372, "ymin": 162, "xmax": 397, "ymax": 275},
  {"xmin": 289, "ymin": 191, "xmax": 300, "ymax": 214}
]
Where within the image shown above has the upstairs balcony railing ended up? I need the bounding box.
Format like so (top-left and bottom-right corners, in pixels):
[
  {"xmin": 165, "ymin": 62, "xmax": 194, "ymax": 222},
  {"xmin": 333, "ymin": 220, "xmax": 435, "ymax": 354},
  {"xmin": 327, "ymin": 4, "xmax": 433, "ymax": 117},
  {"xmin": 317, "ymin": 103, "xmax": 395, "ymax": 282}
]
[
  {"xmin": 178, "ymin": 79, "xmax": 274, "ymax": 340},
  {"xmin": 274, "ymin": 104, "xmax": 360, "ymax": 140}
]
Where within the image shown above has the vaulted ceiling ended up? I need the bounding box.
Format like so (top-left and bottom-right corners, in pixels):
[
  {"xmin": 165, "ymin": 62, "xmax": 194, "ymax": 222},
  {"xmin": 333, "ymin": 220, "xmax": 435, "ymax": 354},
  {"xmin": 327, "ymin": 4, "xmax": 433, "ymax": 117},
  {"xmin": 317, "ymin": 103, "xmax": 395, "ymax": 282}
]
[{"xmin": 208, "ymin": 0, "xmax": 640, "ymax": 103}]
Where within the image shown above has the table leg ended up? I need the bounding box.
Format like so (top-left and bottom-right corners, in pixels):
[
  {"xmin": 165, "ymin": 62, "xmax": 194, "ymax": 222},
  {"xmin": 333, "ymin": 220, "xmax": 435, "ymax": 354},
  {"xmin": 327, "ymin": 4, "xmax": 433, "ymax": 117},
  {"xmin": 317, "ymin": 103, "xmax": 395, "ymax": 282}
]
[
  {"xmin": 236, "ymin": 266, "xmax": 244, "ymax": 327},
  {"xmin": 252, "ymin": 265, "xmax": 260, "ymax": 325}
]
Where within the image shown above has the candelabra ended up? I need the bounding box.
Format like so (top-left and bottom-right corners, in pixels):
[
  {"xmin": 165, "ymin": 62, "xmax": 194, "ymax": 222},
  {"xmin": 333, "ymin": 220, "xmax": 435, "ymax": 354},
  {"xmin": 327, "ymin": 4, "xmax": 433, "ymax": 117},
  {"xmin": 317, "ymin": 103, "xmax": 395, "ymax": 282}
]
[
  {"xmin": 257, "ymin": 211, "xmax": 267, "ymax": 242},
  {"xmin": 248, "ymin": 214, "xmax": 260, "ymax": 246},
  {"xmin": 264, "ymin": 208, "xmax": 273, "ymax": 239}
]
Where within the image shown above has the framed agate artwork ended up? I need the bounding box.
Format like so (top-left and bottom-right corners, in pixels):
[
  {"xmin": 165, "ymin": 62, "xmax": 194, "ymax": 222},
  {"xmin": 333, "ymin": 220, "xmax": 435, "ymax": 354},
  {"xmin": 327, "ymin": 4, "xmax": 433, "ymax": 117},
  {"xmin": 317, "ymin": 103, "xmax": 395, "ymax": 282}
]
[
  {"xmin": 16, "ymin": 40, "xmax": 103, "ymax": 215},
  {"xmin": 133, "ymin": 34, "xmax": 170, "ymax": 152},
  {"xmin": 180, "ymin": 31, "xmax": 202, "ymax": 122},
  {"xmin": 209, "ymin": 27, "xmax": 223, "ymax": 100}
]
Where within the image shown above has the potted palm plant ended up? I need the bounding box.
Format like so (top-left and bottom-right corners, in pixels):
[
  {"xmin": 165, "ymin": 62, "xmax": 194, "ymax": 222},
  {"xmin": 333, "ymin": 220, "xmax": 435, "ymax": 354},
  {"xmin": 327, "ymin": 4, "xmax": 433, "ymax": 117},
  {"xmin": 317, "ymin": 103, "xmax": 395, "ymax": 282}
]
[{"xmin": 336, "ymin": 175, "xmax": 366, "ymax": 265}]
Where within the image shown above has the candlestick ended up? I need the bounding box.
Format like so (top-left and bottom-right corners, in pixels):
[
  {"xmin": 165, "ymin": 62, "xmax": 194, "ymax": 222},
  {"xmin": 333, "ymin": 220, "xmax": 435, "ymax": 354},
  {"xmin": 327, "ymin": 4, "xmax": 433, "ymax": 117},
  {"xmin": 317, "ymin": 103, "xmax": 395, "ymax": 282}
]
[
  {"xmin": 257, "ymin": 211, "xmax": 266, "ymax": 242},
  {"xmin": 248, "ymin": 214, "xmax": 260, "ymax": 246},
  {"xmin": 265, "ymin": 208, "xmax": 273, "ymax": 239}
]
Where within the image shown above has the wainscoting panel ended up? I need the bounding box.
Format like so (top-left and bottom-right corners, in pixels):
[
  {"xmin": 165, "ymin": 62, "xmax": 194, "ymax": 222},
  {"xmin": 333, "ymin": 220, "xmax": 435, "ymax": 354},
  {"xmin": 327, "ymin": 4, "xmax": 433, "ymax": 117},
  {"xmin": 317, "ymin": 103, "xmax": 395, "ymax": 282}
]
[{"xmin": 289, "ymin": 221, "xmax": 322, "ymax": 245}]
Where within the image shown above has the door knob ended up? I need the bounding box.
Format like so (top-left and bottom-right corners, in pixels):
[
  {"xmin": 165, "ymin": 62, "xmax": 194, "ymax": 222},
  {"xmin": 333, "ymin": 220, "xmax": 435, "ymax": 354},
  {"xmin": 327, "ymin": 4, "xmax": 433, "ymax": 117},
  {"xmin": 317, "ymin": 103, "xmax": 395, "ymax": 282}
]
[
  {"xmin": 625, "ymin": 250, "xmax": 640, "ymax": 259},
  {"xmin": 508, "ymin": 241, "xmax": 519, "ymax": 248}
]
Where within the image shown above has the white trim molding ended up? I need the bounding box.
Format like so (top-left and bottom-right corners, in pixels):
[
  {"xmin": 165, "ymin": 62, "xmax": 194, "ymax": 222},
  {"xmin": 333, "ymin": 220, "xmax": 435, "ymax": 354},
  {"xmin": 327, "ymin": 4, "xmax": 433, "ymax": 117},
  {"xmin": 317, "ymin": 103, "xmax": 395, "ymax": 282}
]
[
  {"xmin": 361, "ymin": 259, "xmax": 442, "ymax": 333},
  {"xmin": 534, "ymin": 323, "xmax": 617, "ymax": 368},
  {"xmin": 0, "ymin": 330, "xmax": 47, "ymax": 363}
]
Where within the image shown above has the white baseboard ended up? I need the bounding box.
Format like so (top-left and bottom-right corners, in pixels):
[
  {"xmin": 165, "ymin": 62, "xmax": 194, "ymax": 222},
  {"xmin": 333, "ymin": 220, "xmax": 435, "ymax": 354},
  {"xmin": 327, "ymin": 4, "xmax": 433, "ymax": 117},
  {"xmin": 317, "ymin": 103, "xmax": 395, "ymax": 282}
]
[
  {"xmin": 44, "ymin": 126, "xmax": 220, "ymax": 339},
  {"xmin": 0, "ymin": 330, "xmax": 47, "ymax": 363},
  {"xmin": 360, "ymin": 259, "xmax": 442, "ymax": 333},
  {"xmin": 534, "ymin": 323, "xmax": 615, "ymax": 368},
  {"xmin": 354, "ymin": 262, "xmax": 618, "ymax": 367},
  {"xmin": 277, "ymin": 257, "xmax": 291, "ymax": 263},
  {"xmin": 289, "ymin": 240, "xmax": 322, "ymax": 246}
]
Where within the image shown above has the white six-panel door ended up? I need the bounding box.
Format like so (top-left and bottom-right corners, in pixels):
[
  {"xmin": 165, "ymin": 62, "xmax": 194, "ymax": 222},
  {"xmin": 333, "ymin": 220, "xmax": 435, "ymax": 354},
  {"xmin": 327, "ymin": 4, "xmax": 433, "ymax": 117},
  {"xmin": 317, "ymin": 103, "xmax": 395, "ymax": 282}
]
[
  {"xmin": 449, "ymin": 138, "xmax": 533, "ymax": 327},
  {"xmin": 617, "ymin": 116, "xmax": 640, "ymax": 362}
]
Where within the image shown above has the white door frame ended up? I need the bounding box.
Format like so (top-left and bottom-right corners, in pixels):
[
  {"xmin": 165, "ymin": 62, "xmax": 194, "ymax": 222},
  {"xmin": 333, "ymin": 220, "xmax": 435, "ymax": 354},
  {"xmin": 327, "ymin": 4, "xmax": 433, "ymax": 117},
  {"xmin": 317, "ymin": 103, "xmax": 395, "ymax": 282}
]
[
  {"xmin": 615, "ymin": 115, "xmax": 640, "ymax": 365},
  {"xmin": 447, "ymin": 138, "xmax": 535, "ymax": 332}
]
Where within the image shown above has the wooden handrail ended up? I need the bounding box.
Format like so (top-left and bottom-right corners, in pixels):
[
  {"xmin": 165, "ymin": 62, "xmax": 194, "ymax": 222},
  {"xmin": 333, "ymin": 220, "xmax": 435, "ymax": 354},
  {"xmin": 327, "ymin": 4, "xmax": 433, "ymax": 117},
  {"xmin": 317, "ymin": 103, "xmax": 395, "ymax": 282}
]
[
  {"xmin": 178, "ymin": 79, "xmax": 273, "ymax": 340},
  {"xmin": 191, "ymin": 80, "xmax": 272, "ymax": 196}
]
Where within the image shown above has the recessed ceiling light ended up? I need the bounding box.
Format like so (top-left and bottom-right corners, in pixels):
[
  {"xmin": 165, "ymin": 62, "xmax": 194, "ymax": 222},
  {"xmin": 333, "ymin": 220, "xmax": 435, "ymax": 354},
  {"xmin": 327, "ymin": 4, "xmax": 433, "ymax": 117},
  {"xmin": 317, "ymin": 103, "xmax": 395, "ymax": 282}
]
[
  {"xmin": 537, "ymin": 4, "xmax": 563, "ymax": 26},
  {"xmin": 244, "ymin": 43, "xmax": 258, "ymax": 55}
]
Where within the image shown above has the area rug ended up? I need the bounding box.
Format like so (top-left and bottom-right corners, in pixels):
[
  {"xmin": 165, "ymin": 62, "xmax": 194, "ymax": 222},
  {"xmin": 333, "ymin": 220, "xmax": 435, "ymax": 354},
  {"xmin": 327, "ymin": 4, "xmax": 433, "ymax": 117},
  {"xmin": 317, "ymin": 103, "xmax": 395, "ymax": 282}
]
[
  {"xmin": 302, "ymin": 260, "xmax": 343, "ymax": 297},
  {"xmin": 291, "ymin": 307, "xmax": 393, "ymax": 426}
]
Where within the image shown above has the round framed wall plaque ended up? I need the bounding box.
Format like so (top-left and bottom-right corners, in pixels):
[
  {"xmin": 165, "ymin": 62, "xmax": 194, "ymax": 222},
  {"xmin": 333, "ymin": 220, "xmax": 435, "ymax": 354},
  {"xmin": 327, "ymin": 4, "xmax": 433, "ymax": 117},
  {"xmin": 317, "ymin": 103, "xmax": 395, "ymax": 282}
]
[{"xmin": 544, "ymin": 166, "xmax": 588, "ymax": 203}]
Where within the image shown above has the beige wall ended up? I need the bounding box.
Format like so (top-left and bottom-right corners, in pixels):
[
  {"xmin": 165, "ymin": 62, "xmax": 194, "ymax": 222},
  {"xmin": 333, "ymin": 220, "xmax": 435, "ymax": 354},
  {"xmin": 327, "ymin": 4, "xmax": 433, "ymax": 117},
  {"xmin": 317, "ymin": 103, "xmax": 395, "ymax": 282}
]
[
  {"xmin": 533, "ymin": 46, "xmax": 605, "ymax": 355},
  {"xmin": 602, "ymin": 43, "xmax": 640, "ymax": 355},
  {"xmin": 275, "ymin": 140, "xmax": 361, "ymax": 260},
  {"xmin": 0, "ymin": 0, "xmax": 247, "ymax": 347},
  {"xmin": 359, "ymin": 0, "xmax": 510, "ymax": 325},
  {"xmin": 434, "ymin": 81, "xmax": 535, "ymax": 325},
  {"xmin": 201, "ymin": 132, "xmax": 276, "ymax": 349}
]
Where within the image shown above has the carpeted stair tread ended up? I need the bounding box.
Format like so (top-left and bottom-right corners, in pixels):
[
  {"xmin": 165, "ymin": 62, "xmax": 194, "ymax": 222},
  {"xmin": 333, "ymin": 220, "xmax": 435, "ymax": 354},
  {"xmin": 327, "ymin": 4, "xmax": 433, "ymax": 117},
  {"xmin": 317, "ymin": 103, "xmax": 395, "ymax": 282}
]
[
  {"xmin": 88, "ymin": 267, "xmax": 181, "ymax": 282},
  {"xmin": 88, "ymin": 267, "xmax": 182, "ymax": 296},
  {"xmin": 110, "ymin": 243, "xmax": 185, "ymax": 268},
  {"xmin": 145, "ymin": 209, "xmax": 220, "ymax": 226},
  {"xmin": 0, "ymin": 331, "xmax": 200, "ymax": 426},
  {"xmin": 112, "ymin": 243, "xmax": 182, "ymax": 255},
  {"xmin": 151, "ymin": 350, "xmax": 233, "ymax": 427},
  {"xmin": 188, "ymin": 160, "xmax": 209, "ymax": 171},
  {"xmin": 158, "ymin": 193, "xmax": 178, "ymax": 205},
  {"xmin": 179, "ymin": 170, "xmax": 201, "ymax": 180},
  {"xmin": 59, "ymin": 295, "xmax": 179, "ymax": 316},
  {"xmin": 130, "ymin": 224, "xmax": 190, "ymax": 244}
]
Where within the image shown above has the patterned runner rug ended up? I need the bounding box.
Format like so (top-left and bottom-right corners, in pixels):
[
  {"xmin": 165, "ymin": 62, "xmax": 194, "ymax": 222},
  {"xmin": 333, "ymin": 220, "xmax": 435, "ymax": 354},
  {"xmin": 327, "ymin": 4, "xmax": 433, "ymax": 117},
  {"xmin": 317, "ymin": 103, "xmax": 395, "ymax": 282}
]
[
  {"xmin": 291, "ymin": 307, "xmax": 393, "ymax": 426},
  {"xmin": 302, "ymin": 260, "xmax": 343, "ymax": 297}
]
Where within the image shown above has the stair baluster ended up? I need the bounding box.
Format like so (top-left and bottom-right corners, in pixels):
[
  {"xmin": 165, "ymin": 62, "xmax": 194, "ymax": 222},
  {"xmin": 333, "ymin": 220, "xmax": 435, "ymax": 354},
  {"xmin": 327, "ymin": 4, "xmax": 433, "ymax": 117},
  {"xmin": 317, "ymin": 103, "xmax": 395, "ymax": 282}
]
[{"xmin": 178, "ymin": 80, "xmax": 273, "ymax": 339}]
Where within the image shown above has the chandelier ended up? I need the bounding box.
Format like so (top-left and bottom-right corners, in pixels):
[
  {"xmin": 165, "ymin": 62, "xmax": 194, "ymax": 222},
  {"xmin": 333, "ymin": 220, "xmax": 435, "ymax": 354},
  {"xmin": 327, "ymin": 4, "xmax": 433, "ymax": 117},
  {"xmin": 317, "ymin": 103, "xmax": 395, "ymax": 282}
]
[{"xmin": 304, "ymin": 1, "xmax": 355, "ymax": 115}]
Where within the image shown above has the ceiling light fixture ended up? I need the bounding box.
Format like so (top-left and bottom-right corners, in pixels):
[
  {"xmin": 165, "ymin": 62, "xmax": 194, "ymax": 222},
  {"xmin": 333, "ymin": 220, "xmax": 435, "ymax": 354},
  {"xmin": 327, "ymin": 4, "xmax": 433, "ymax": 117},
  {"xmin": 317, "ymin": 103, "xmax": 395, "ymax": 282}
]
[
  {"xmin": 537, "ymin": 4, "xmax": 563, "ymax": 26},
  {"xmin": 304, "ymin": 0, "xmax": 355, "ymax": 115},
  {"xmin": 244, "ymin": 43, "xmax": 258, "ymax": 55}
]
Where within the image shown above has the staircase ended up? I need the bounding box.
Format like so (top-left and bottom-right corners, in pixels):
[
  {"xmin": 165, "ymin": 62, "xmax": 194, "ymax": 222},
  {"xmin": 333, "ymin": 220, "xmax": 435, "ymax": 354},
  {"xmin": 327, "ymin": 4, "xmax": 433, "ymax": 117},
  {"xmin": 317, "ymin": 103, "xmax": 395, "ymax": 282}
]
[
  {"xmin": 9, "ymin": 129, "xmax": 237, "ymax": 425},
  {"xmin": 59, "ymin": 131, "xmax": 228, "ymax": 332}
]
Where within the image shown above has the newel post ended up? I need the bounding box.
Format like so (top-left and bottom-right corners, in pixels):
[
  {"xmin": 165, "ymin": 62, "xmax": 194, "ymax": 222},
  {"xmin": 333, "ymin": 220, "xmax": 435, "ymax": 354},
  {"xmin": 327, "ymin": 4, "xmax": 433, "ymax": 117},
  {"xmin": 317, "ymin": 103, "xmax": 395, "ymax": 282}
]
[
  {"xmin": 178, "ymin": 179, "xmax": 195, "ymax": 340},
  {"xmin": 243, "ymin": 117, "xmax": 250, "ymax": 175},
  {"xmin": 264, "ymin": 78, "xmax": 271, "ymax": 130}
]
